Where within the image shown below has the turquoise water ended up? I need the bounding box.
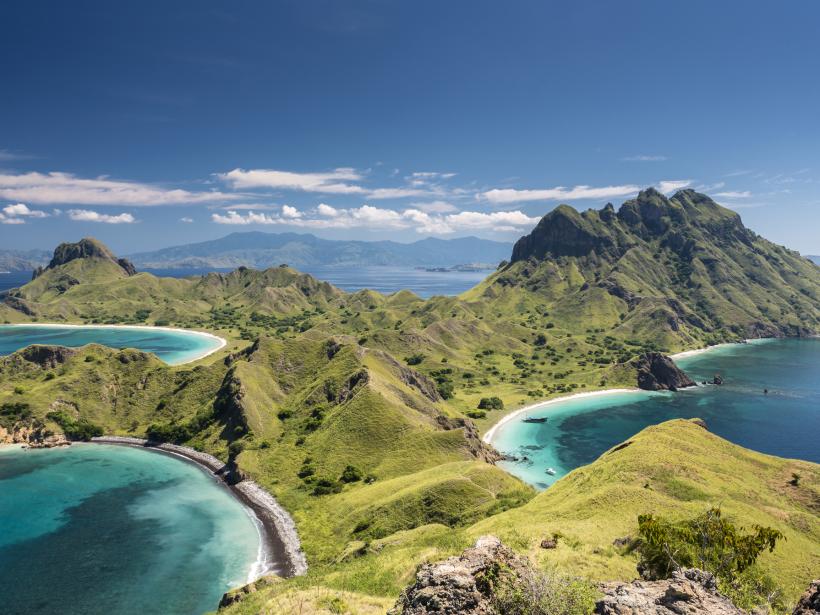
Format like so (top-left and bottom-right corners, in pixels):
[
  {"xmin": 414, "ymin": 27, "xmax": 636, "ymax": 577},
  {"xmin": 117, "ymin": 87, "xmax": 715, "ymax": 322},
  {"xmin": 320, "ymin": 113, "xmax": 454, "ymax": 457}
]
[
  {"xmin": 0, "ymin": 444, "xmax": 261, "ymax": 615},
  {"xmin": 0, "ymin": 325, "xmax": 223, "ymax": 365},
  {"xmin": 492, "ymin": 338, "xmax": 820, "ymax": 490}
]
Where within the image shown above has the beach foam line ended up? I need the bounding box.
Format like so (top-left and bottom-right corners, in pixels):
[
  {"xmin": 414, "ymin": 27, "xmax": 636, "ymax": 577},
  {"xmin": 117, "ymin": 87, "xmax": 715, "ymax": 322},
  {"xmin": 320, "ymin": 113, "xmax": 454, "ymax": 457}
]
[
  {"xmin": 670, "ymin": 338, "xmax": 772, "ymax": 360},
  {"xmin": 483, "ymin": 388, "xmax": 639, "ymax": 445},
  {"xmin": 0, "ymin": 323, "xmax": 227, "ymax": 365}
]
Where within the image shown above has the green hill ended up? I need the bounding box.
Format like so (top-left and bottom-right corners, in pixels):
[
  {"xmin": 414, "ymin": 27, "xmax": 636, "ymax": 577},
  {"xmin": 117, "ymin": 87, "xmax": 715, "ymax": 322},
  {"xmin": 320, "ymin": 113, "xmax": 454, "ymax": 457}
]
[
  {"xmin": 217, "ymin": 419, "xmax": 819, "ymax": 613},
  {"xmin": 465, "ymin": 189, "xmax": 819, "ymax": 350}
]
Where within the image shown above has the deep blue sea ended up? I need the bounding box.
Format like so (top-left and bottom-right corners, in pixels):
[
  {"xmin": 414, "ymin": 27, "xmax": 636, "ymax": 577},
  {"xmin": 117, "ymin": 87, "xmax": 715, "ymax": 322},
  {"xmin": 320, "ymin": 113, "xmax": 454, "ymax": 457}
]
[
  {"xmin": 0, "ymin": 325, "xmax": 223, "ymax": 365},
  {"xmin": 492, "ymin": 338, "xmax": 820, "ymax": 490},
  {"xmin": 1, "ymin": 266, "xmax": 489, "ymax": 298},
  {"xmin": 0, "ymin": 444, "xmax": 261, "ymax": 615}
]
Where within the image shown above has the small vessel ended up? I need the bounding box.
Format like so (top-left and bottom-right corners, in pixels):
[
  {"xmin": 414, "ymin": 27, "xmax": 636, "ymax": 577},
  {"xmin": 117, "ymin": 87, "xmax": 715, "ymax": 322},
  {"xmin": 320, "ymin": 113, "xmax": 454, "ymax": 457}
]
[
  {"xmin": 545, "ymin": 468, "xmax": 556, "ymax": 475},
  {"xmin": 522, "ymin": 414, "xmax": 548, "ymax": 423}
]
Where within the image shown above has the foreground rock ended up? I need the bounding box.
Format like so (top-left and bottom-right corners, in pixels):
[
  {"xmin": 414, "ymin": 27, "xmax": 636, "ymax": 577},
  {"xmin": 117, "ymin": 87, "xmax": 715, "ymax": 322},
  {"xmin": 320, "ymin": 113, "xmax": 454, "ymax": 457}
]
[
  {"xmin": 793, "ymin": 579, "xmax": 820, "ymax": 614},
  {"xmin": 389, "ymin": 536, "xmax": 530, "ymax": 614},
  {"xmin": 633, "ymin": 352, "xmax": 696, "ymax": 391},
  {"xmin": 596, "ymin": 569, "xmax": 744, "ymax": 614}
]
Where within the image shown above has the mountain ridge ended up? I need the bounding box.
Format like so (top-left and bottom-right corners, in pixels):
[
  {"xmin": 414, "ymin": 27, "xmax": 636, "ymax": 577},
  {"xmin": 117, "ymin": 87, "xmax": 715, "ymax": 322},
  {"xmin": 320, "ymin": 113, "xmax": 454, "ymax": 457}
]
[{"xmin": 126, "ymin": 232, "xmax": 513, "ymax": 269}]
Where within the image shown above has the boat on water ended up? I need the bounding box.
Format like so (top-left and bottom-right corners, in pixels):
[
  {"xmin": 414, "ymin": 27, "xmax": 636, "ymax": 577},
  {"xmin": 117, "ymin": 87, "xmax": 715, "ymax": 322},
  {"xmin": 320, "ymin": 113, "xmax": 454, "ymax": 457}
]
[
  {"xmin": 545, "ymin": 468, "xmax": 556, "ymax": 475},
  {"xmin": 522, "ymin": 415, "xmax": 548, "ymax": 423}
]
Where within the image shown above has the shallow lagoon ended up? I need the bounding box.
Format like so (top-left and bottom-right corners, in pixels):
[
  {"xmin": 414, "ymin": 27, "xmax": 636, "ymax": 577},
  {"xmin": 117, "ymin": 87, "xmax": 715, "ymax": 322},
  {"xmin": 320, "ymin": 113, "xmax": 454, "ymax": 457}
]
[
  {"xmin": 491, "ymin": 339, "xmax": 820, "ymax": 489},
  {"xmin": 0, "ymin": 444, "xmax": 261, "ymax": 615},
  {"xmin": 0, "ymin": 324, "xmax": 224, "ymax": 365}
]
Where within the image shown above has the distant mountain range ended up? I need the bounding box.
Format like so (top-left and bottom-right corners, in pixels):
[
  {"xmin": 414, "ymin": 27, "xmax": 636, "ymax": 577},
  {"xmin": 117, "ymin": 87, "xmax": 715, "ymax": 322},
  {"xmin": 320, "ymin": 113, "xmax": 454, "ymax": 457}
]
[
  {"xmin": 124, "ymin": 232, "xmax": 513, "ymax": 270},
  {"xmin": 808, "ymin": 255, "xmax": 820, "ymax": 265},
  {"xmin": 0, "ymin": 249, "xmax": 51, "ymax": 273}
]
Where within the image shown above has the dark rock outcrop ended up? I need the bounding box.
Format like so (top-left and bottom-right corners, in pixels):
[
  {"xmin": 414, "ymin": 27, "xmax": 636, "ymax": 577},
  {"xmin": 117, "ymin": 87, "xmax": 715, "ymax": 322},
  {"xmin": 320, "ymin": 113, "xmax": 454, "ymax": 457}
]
[
  {"xmin": 33, "ymin": 237, "xmax": 137, "ymax": 278},
  {"xmin": 389, "ymin": 535, "xmax": 530, "ymax": 614},
  {"xmin": 633, "ymin": 352, "xmax": 695, "ymax": 391},
  {"xmin": 596, "ymin": 568, "xmax": 745, "ymax": 614},
  {"xmin": 19, "ymin": 344, "xmax": 78, "ymax": 368},
  {"xmin": 793, "ymin": 579, "xmax": 820, "ymax": 614}
]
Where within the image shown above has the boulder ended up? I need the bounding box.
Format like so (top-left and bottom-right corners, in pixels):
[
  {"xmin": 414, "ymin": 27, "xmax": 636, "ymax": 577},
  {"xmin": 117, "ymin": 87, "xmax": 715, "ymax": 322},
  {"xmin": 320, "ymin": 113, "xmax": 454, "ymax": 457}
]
[
  {"xmin": 633, "ymin": 352, "xmax": 696, "ymax": 391},
  {"xmin": 595, "ymin": 568, "xmax": 744, "ymax": 614},
  {"xmin": 792, "ymin": 579, "xmax": 820, "ymax": 614},
  {"xmin": 389, "ymin": 535, "xmax": 530, "ymax": 615}
]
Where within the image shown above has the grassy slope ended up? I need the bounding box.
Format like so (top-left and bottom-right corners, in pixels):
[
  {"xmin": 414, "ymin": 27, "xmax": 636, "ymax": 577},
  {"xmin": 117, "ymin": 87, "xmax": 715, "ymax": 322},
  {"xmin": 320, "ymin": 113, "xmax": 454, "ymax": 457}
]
[
  {"xmin": 470, "ymin": 419, "xmax": 820, "ymax": 602},
  {"xmin": 220, "ymin": 420, "xmax": 819, "ymax": 614}
]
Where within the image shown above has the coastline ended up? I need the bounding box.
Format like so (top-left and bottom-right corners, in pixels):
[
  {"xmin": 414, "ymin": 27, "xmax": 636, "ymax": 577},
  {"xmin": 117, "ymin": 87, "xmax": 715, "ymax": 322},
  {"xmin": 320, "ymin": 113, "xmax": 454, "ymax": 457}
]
[
  {"xmin": 483, "ymin": 339, "xmax": 767, "ymax": 447},
  {"xmin": 482, "ymin": 388, "xmax": 639, "ymax": 444},
  {"xmin": 0, "ymin": 323, "xmax": 228, "ymax": 365},
  {"xmin": 90, "ymin": 436, "xmax": 307, "ymax": 581}
]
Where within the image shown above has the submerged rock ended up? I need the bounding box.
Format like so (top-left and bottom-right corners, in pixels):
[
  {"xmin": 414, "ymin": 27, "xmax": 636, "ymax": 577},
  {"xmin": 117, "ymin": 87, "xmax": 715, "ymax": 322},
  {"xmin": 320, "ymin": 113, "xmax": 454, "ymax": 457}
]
[
  {"xmin": 633, "ymin": 352, "xmax": 696, "ymax": 391},
  {"xmin": 596, "ymin": 568, "xmax": 745, "ymax": 614}
]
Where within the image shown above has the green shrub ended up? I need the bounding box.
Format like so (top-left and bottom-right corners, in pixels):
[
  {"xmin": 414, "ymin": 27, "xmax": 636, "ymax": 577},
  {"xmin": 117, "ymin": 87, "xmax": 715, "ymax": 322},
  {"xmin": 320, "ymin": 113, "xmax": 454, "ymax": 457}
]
[
  {"xmin": 46, "ymin": 411, "xmax": 103, "ymax": 441},
  {"xmin": 466, "ymin": 409, "xmax": 487, "ymax": 419},
  {"xmin": 312, "ymin": 478, "xmax": 343, "ymax": 496},
  {"xmin": 478, "ymin": 396, "xmax": 504, "ymax": 410},
  {"xmin": 636, "ymin": 507, "xmax": 785, "ymax": 611},
  {"xmin": 437, "ymin": 381, "xmax": 454, "ymax": 399},
  {"xmin": 404, "ymin": 353, "xmax": 425, "ymax": 366},
  {"xmin": 340, "ymin": 464, "xmax": 363, "ymax": 483}
]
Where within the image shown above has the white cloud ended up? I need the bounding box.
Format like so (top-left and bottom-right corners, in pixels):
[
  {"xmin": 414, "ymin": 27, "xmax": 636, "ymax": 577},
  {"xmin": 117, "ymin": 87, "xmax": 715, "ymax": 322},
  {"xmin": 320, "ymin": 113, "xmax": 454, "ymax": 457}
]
[
  {"xmin": 622, "ymin": 155, "xmax": 667, "ymax": 162},
  {"xmin": 411, "ymin": 200, "xmax": 459, "ymax": 213},
  {"xmin": 211, "ymin": 210, "xmax": 278, "ymax": 225},
  {"xmin": 2, "ymin": 203, "xmax": 49, "ymax": 218},
  {"xmin": 317, "ymin": 203, "xmax": 339, "ymax": 217},
  {"xmin": 0, "ymin": 217, "xmax": 26, "ymax": 225},
  {"xmin": 481, "ymin": 184, "xmax": 640, "ymax": 204},
  {"xmin": 67, "ymin": 209, "xmax": 136, "ymax": 224},
  {"xmin": 281, "ymin": 204, "xmax": 302, "ymax": 219},
  {"xmin": 657, "ymin": 180, "xmax": 692, "ymax": 194},
  {"xmin": 180, "ymin": 217, "xmax": 194, "ymax": 223},
  {"xmin": 714, "ymin": 191, "xmax": 752, "ymax": 199},
  {"xmin": 219, "ymin": 168, "xmax": 366, "ymax": 194},
  {"xmin": 0, "ymin": 171, "xmax": 236, "ymax": 206},
  {"xmin": 219, "ymin": 167, "xmax": 446, "ymax": 200},
  {"xmin": 211, "ymin": 203, "xmax": 539, "ymax": 235}
]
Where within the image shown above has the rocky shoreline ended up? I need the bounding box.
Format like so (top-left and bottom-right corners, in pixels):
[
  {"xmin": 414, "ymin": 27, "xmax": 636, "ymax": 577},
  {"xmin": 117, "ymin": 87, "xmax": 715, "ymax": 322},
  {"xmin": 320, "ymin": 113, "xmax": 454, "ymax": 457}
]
[{"xmin": 91, "ymin": 436, "xmax": 307, "ymax": 579}]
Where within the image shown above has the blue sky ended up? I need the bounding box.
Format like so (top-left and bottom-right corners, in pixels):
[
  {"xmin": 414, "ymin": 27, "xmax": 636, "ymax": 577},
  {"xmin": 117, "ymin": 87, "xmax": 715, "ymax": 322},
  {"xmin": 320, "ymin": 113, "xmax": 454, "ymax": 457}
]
[{"xmin": 1, "ymin": 0, "xmax": 818, "ymax": 254}]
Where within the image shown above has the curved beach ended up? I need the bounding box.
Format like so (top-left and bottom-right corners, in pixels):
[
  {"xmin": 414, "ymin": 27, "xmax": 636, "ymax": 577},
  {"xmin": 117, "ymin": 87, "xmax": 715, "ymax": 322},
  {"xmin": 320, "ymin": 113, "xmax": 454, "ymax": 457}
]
[
  {"xmin": 0, "ymin": 323, "xmax": 227, "ymax": 365},
  {"xmin": 483, "ymin": 340, "xmax": 763, "ymax": 447},
  {"xmin": 91, "ymin": 436, "xmax": 307, "ymax": 580}
]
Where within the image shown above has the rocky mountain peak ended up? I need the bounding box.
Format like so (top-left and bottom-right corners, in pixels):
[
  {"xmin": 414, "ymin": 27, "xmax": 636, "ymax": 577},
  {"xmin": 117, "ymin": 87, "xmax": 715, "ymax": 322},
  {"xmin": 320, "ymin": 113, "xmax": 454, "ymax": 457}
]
[{"xmin": 33, "ymin": 237, "xmax": 137, "ymax": 279}]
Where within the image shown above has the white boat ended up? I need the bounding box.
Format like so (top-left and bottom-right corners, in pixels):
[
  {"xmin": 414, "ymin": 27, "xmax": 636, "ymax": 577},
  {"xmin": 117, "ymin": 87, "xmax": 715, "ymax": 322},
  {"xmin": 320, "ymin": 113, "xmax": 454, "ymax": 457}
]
[{"xmin": 545, "ymin": 468, "xmax": 556, "ymax": 475}]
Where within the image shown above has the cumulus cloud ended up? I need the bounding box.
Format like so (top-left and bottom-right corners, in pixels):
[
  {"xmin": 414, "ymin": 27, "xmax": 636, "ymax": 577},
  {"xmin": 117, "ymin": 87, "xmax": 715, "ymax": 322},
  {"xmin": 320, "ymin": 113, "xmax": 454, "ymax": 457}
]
[
  {"xmin": 481, "ymin": 184, "xmax": 640, "ymax": 204},
  {"xmin": 180, "ymin": 217, "xmax": 194, "ymax": 223},
  {"xmin": 657, "ymin": 180, "xmax": 692, "ymax": 194},
  {"xmin": 0, "ymin": 171, "xmax": 236, "ymax": 206},
  {"xmin": 2, "ymin": 203, "xmax": 49, "ymax": 218},
  {"xmin": 211, "ymin": 203, "xmax": 539, "ymax": 235},
  {"xmin": 67, "ymin": 209, "xmax": 136, "ymax": 224},
  {"xmin": 281, "ymin": 205, "xmax": 302, "ymax": 219}
]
